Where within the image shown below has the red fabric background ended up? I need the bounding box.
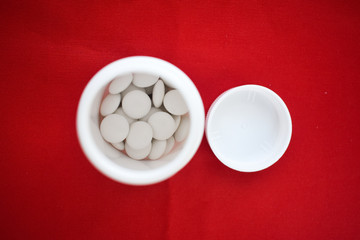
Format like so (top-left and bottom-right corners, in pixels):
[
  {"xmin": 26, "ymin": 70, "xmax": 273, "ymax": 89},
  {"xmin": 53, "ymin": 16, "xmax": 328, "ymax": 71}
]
[{"xmin": 1, "ymin": 0, "xmax": 360, "ymax": 239}]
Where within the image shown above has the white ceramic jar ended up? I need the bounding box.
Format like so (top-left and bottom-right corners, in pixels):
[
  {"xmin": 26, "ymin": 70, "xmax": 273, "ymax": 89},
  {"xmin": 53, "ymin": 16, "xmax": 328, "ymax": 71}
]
[{"xmin": 76, "ymin": 56, "xmax": 205, "ymax": 185}]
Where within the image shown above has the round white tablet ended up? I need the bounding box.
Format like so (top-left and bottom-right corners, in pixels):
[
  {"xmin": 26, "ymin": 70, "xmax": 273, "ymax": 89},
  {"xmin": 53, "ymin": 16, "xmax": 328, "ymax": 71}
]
[
  {"xmin": 173, "ymin": 115, "xmax": 181, "ymax": 131},
  {"xmin": 126, "ymin": 121, "xmax": 153, "ymax": 149},
  {"xmin": 112, "ymin": 141, "xmax": 125, "ymax": 151},
  {"xmin": 121, "ymin": 84, "xmax": 146, "ymax": 98},
  {"xmin": 132, "ymin": 73, "xmax": 159, "ymax": 88},
  {"xmin": 164, "ymin": 136, "xmax": 175, "ymax": 155},
  {"xmin": 148, "ymin": 140, "xmax": 167, "ymax": 160},
  {"xmin": 125, "ymin": 142, "xmax": 152, "ymax": 160},
  {"xmin": 140, "ymin": 107, "xmax": 161, "ymax": 122},
  {"xmin": 163, "ymin": 90, "xmax": 188, "ymax": 115},
  {"xmin": 109, "ymin": 73, "xmax": 133, "ymax": 94},
  {"xmin": 175, "ymin": 115, "xmax": 190, "ymax": 142},
  {"xmin": 122, "ymin": 90, "xmax": 152, "ymax": 119},
  {"xmin": 152, "ymin": 80, "xmax": 165, "ymax": 108},
  {"xmin": 100, "ymin": 93, "xmax": 121, "ymax": 116},
  {"xmin": 148, "ymin": 111, "xmax": 176, "ymax": 140},
  {"xmin": 114, "ymin": 107, "xmax": 135, "ymax": 125},
  {"xmin": 100, "ymin": 114, "xmax": 129, "ymax": 143}
]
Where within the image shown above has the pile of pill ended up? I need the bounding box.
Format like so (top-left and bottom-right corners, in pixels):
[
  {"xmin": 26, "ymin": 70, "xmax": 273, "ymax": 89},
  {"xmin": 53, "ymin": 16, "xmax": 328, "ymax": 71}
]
[{"xmin": 99, "ymin": 73, "xmax": 190, "ymax": 160}]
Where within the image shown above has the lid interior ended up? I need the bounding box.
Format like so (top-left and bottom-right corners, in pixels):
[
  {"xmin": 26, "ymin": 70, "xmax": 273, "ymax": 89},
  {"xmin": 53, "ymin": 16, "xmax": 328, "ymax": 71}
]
[{"xmin": 205, "ymin": 85, "xmax": 292, "ymax": 172}]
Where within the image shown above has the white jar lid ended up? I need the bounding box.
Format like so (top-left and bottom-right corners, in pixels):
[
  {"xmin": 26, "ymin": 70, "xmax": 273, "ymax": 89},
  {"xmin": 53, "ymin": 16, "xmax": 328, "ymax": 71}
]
[{"xmin": 206, "ymin": 85, "xmax": 292, "ymax": 172}]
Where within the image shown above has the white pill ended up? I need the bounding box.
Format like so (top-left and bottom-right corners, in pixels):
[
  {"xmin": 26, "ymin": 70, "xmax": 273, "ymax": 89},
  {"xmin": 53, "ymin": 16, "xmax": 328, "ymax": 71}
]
[
  {"xmin": 148, "ymin": 139, "xmax": 167, "ymax": 160},
  {"xmin": 122, "ymin": 90, "xmax": 152, "ymax": 119},
  {"xmin": 140, "ymin": 107, "xmax": 161, "ymax": 122},
  {"xmin": 148, "ymin": 111, "xmax": 176, "ymax": 140},
  {"xmin": 175, "ymin": 115, "xmax": 190, "ymax": 142},
  {"xmin": 112, "ymin": 141, "xmax": 125, "ymax": 151},
  {"xmin": 125, "ymin": 142, "xmax": 152, "ymax": 160},
  {"xmin": 100, "ymin": 114, "xmax": 129, "ymax": 143},
  {"xmin": 109, "ymin": 73, "xmax": 133, "ymax": 94},
  {"xmin": 100, "ymin": 93, "xmax": 121, "ymax": 116},
  {"xmin": 133, "ymin": 73, "xmax": 159, "ymax": 88},
  {"xmin": 121, "ymin": 84, "xmax": 146, "ymax": 98},
  {"xmin": 164, "ymin": 136, "xmax": 175, "ymax": 155},
  {"xmin": 163, "ymin": 90, "xmax": 188, "ymax": 115},
  {"xmin": 152, "ymin": 80, "xmax": 165, "ymax": 108},
  {"xmin": 173, "ymin": 115, "xmax": 181, "ymax": 131},
  {"xmin": 114, "ymin": 107, "xmax": 135, "ymax": 125},
  {"xmin": 126, "ymin": 121, "xmax": 153, "ymax": 149}
]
